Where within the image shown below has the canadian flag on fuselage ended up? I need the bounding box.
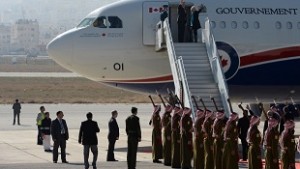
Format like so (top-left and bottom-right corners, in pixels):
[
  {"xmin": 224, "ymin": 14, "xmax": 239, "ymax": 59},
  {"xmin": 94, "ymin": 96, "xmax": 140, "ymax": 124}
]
[{"xmin": 148, "ymin": 7, "xmax": 164, "ymax": 13}]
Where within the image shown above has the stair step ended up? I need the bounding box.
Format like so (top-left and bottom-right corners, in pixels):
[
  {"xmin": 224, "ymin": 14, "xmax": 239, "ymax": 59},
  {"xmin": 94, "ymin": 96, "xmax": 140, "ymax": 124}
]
[
  {"xmin": 174, "ymin": 43, "xmax": 206, "ymax": 47},
  {"xmin": 185, "ymin": 66, "xmax": 211, "ymax": 71},
  {"xmin": 185, "ymin": 74, "xmax": 213, "ymax": 78},
  {"xmin": 187, "ymin": 80, "xmax": 216, "ymax": 84},
  {"xmin": 185, "ymin": 71, "xmax": 214, "ymax": 76},
  {"xmin": 182, "ymin": 59, "xmax": 209, "ymax": 64},
  {"xmin": 189, "ymin": 87, "xmax": 219, "ymax": 91},
  {"xmin": 176, "ymin": 52, "xmax": 208, "ymax": 57},
  {"xmin": 175, "ymin": 48, "xmax": 206, "ymax": 51},
  {"xmin": 186, "ymin": 75, "xmax": 215, "ymax": 79},
  {"xmin": 181, "ymin": 56, "xmax": 209, "ymax": 60},
  {"xmin": 188, "ymin": 84, "xmax": 218, "ymax": 89}
]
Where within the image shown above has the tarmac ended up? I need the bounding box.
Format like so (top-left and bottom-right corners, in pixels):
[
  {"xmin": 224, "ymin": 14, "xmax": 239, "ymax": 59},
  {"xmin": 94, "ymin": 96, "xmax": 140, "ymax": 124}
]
[{"xmin": 0, "ymin": 103, "xmax": 299, "ymax": 169}]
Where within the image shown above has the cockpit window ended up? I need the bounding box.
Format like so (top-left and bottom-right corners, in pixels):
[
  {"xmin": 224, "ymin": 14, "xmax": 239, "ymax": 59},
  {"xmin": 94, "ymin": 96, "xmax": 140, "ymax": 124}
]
[
  {"xmin": 77, "ymin": 18, "xmax": 95, "ymax": 28},
  {"xmin": 93, "ymin": 16, "xmax": 107, "ymax": 28},
  {"xmin": 108, "ymin": 16, "xmax": 123, "ymax": 28}
]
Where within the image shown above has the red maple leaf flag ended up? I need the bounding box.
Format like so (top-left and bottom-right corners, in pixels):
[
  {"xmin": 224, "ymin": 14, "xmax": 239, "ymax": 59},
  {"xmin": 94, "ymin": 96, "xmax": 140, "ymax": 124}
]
[{"xmin": 220, "ymin": 56, "xmax": 228, "ymax": 67}]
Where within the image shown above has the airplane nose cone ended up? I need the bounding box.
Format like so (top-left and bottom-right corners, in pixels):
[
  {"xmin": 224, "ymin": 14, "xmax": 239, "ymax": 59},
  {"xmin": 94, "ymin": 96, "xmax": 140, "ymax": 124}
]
[{"xmin": 47, "ymin": 32, "xmax": 74, "ymax": 63}]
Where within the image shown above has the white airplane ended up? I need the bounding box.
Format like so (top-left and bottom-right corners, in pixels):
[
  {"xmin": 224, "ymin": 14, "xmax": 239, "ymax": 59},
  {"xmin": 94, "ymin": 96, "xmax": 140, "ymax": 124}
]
[{"xmin": 47, "ymin": 0, "xmax": 300, "ymax": 103}]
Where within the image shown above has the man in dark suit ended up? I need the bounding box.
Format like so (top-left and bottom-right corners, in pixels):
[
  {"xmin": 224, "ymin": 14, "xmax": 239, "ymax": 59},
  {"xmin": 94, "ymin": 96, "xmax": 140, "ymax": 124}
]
[
  {"xmin": 177, "ymin": 0, "xmax": 187, "ymax": 42},
  {"xmin": 107, "ymin": 110, "xmax": 119, "ymax": 161},
  {"xmin": 12, "ymin": 99, "xmax": 21, "ymax": 125},
  {"xmin": 126, "ymin": 107, "xmax": 141, "ymax": 169},
  {"xmin": 51, "ymin": 111, "xmax": 69, "ymax": 163},
  {"xmin": 160, "ymin": 5, "xmax": 168, "ymax": 22},
  {"xmin": 78, "ymin": 112, "xmax": 100, "ymax": 169}
]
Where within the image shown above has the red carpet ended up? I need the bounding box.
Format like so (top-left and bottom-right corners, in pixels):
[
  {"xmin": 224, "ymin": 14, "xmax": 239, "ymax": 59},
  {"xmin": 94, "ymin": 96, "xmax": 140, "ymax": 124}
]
[{"xmin": 239, "ymin": 159, "xmax": 300, "ymax": 168}]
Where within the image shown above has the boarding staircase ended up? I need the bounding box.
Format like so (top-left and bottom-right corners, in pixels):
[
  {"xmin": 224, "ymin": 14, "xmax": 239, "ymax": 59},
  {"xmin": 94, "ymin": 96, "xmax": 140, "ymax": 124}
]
[{"xmin": 156, "ymin": 18, "xmax": 230, "ymax": 118}]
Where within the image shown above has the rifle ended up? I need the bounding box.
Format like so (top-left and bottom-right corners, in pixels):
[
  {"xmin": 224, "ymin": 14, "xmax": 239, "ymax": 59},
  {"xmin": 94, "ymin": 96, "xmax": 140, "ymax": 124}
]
[
  {"xmin": 211, "ymin": 97, "xmax": 219, "ymax": 112},
  {"xmin": 148, "ymin": 95, "xmax": 155, "ymax": 125},
  {"xmin": 192, "ymin": 95, "xmax": 200, "ymax": 110},
  {"xmin": 148, "ymin": 95, "xmax": 156, "ymax": 107},
  {"xmin": 157, "ymin": 92, "xmax": 166, "ymax": 108},
  {"xmin": 273, "ymin": 98, "xmax": 278, "ymax": 106},
  {"xmin": 255, "ymin": 97, "xmax": 267, "ymax": 118},
  {"xmin": 291, "ymin": 97, "xmax": 298, "ymax": 111},
  {"xmin": 174, "ymin": 92, "xmax": 184, "ymax": 108},
  {"xmin": 199, "ymin": 98, "xmax": 207, "ymax": 111},
  {"xmin": 238, "ymin": 102, "xmax": 245, "ymax": 112},
  {"xmin": 227, "ymin": 98, "xmax": 234, "ymax": 113},
  {"xmin": 167, "ymin": 88, "xmax": 177, "ymax": 106}
]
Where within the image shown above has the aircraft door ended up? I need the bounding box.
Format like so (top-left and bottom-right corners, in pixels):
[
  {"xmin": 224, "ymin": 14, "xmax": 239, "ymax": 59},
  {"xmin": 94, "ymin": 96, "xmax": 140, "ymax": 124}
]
[{"xmin": 142, "ymin": 1, "xmax": 168, "ymax": 45}]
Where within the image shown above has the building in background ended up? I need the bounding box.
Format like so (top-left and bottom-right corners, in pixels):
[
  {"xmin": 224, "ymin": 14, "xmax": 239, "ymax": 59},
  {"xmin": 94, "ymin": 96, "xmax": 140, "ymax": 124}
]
[
  {"xmin": 0, "ymin": 24, "xmax": 11, "ymax": 55},
  {"xmin": 11, "ymin": 19, "xmax": 39, "ymax": 55}
]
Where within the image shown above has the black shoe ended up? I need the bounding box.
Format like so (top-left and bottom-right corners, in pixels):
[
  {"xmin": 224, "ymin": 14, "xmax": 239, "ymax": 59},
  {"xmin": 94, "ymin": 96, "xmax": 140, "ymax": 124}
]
[
  {"xmin": 62, "ymin": 161, "xmax": 69, "ymax": 163},
  {"xmin": 53, "ymin": 161, "xmax": 57, "ymax": 163},
  {"xmin": 153, "ymin": 159, "xmax": 162, "ymax": 163},
  {"xmin": 44, "ymin": 149, "xmax": 52, "ymax": 152},
  {"xmin": 107, "ymin": 159, "xmax": 118, "ymax": 162},
  {"xmin": 164, "ymin": 163, "xmax": 171, "ymax": 166}
]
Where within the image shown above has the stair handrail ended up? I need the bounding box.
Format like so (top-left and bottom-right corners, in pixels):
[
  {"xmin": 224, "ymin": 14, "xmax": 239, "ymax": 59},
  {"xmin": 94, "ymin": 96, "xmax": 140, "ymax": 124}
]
[
  {"xmin": 177, "ymin": 57, "xmax": 194, "ymax": 119},
  {"xmin": 161, "ymin": 19, "xmax": 181, "ymax": 98},
  {"xmin": 202, "ymin": 17, "xmax": 231, "ymax": 116}
]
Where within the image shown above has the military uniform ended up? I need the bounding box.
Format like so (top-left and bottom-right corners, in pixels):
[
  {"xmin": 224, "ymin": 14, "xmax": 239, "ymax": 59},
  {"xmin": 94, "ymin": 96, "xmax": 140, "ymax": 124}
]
[
  {"xmin": 151, "ymin": 111, "xmax": 163, "ymax": 161},
  {"xmin": 203, "ymin": 113, "xmax": 214, "ymax": 169},
  {"xmin": 171, "ymin": 111, "xmax": 181, "ymax": 168},
  {"xmin": 126, "ymin": 109, "xmax": 141, "ymax": 169},
  {"xmin": 280, "ymin": 122, "xmax": 295, "ymax": 169},
  {"xmin": 162, "ymin": 108, "xmax": 172, "ymax": 166},
  {"xmin": 193, "ymin": 111, "xmax": 205, "ymax": 169},
  {"xmin": 180, "ymin": 109, "xmax": 193, "ymax": 169},
  {"xmin": 222, "ymin": 117, "xmax": 239, "ymax": 169},
  {"xmin": 213, "ymin": 113, "xmax": 227, "ymax": 169},
  {"xmin": 248, "ymin": 125, "xmax": 262, "ymax": 169},
  {"xmin": 264, "ymin": 128, "xmax": 279, "ymax": 169}
]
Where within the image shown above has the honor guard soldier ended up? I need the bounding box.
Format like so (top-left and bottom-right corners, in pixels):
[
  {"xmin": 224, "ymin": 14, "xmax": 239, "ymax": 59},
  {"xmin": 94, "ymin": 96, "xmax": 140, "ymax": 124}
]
[
  {"xmin": 222, "ymin": 112, "xmax": 239, "ymax": 169},
  {"xmin": 151, "ymin": 105, "xmax": 163, "ymax": 163},
  {"xmin": 261, "ymin": 104, "xmax": 274, "ymax": 143},
  {"xmin": 202, "ymin": 110, "xmax": 214, "ymax": 169},
  {"xmin": 264, "ymin": 112, "xmax": 280, "ymax": 169},
  {"xmin": 193, "ymin": 109, "xmax": 205, "ymax": 169},
  {"xmin": 247, "ymin": 115, "xmax": 262, "ymax": 169},
  {"xmin": 280, "ymin": 120, "xmax": 296, "ymax": 169},
  {"xmin": 212, "ymin": 110, "xmax": 227, "ymax": 169},
  {"xmin": 180, "ymin": 107, "xmax": 193, "ymax": 169},
  {"xmin": 171, "ymin": 104, "xmax": 182, "ymax": 168},
  {"xmin": 162, "ymin": 104, "xmax": 173, "ymax": 166}
]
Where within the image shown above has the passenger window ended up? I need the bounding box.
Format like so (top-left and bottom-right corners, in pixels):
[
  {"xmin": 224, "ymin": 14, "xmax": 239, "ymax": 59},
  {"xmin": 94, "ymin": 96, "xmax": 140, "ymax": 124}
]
[
  {"xmin": 231, "ymin": 21, "xmax": 237, "ymax": 29},
  {"xmin": 211, "ymin": 21, "xmax": 216, "ymax": 29},
  {"xmin": 93, "ymin": 16, "xmax": 107, "ymax": 28},
  {"xmin": 287, "ymin": 22, "xmax": 292, "ymax": 29},
  {"xmin": 220, "ymin": 21, "xmax": 226, "ymax": 29},
  {"xmin": 108, "ymin": 16, "xmax": 123, "ymax": 28},
  {"xmin": 275, "ymin": 21, "xmax": 282, "ymax": 29},
  {"xmin": 242, "ymin": 21, "xmax": 248, "ymax": 29},
  {"xmin": 253, "ymin": 21, "xmax": 260, "ymax": 29}
]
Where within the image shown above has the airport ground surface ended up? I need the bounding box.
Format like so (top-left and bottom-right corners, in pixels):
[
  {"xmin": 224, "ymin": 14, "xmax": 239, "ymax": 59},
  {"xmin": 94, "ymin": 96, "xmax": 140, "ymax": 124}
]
[{"xmin": 1, "ymin": 104, "xmax": 300, "ymax": 169}]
